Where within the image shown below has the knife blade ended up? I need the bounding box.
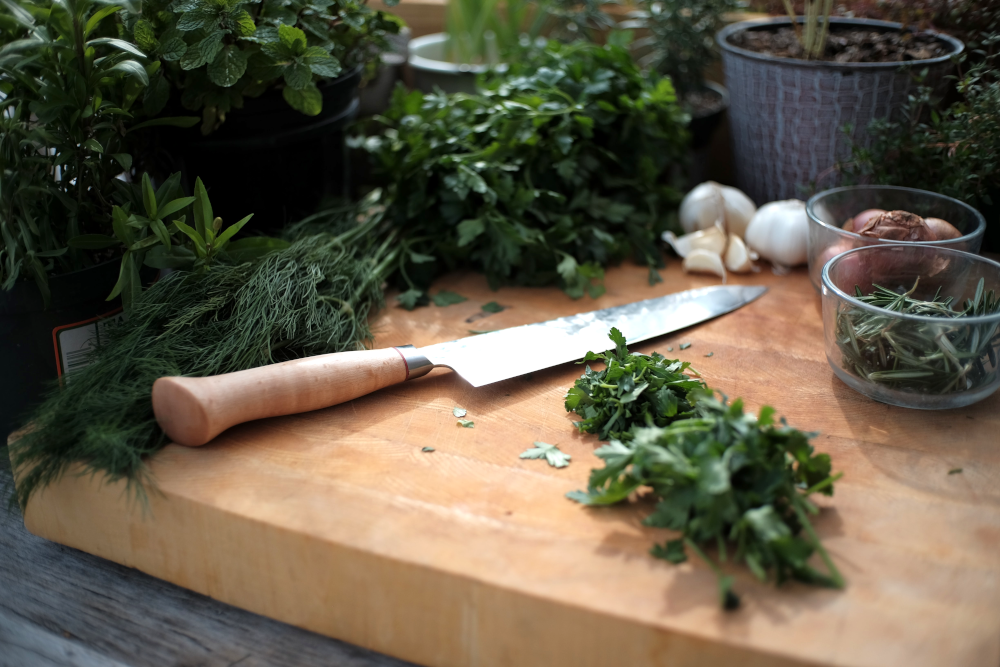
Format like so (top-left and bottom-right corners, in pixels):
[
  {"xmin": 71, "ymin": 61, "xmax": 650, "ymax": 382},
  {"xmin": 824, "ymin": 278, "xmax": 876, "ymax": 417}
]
[{"xmin": 152, "ymin": 284, "xmax": 767, "ymax": 447}]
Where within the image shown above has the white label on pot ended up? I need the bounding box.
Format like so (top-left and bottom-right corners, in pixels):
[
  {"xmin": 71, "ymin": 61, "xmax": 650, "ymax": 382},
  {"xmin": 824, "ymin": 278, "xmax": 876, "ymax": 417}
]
[{"xmin": 53, "ymin": 309, "xmax": 124, "ymax": 377}]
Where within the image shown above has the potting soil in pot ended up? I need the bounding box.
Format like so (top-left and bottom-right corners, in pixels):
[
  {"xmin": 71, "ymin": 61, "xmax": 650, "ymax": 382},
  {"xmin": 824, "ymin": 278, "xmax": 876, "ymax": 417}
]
[{"xmin": 729, "ymin": 26, "xmax": 952, "ymax": 63}]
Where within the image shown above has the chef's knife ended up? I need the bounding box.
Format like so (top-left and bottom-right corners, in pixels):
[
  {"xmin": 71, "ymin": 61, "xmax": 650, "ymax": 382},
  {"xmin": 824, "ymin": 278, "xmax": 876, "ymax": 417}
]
[{"xmin": 152, "ymin": 284, "xmax": 767, "ymax": 447}]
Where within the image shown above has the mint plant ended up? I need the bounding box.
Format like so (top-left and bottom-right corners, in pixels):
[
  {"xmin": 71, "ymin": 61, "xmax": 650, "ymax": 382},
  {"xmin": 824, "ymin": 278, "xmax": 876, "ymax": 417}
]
[{"xmin": 128, "ymin": 0, "xmax": 401, "ymax": 133}]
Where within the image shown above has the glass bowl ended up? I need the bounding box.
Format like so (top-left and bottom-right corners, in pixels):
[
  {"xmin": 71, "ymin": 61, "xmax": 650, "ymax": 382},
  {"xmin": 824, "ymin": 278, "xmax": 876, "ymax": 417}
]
[
  {"xmin": 806, "ymin": 186, "xmax": 986, "ymax": 291},
  {"xmin": 822, "ymin": 245, "xmax": 1000, "ymax": 409}
]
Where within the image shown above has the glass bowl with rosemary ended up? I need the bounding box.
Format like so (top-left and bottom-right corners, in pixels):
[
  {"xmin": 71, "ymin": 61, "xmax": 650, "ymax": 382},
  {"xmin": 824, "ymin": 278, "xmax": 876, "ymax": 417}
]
[
  {"xmin": 821, "ymin": 245, "xmax": 1000, "ymax": 410},
  {"xmin": 806, "ymin": 185, "xmax": 986, "ymax": 292}
]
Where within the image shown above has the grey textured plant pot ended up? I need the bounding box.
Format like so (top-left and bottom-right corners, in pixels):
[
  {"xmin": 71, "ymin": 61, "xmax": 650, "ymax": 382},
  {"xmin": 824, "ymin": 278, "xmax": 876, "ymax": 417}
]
[
  {"xmin": 717, "ymin": 18, "xmax": 963, "ymax": 205},
  {"xmin": 408, "ymin": 32, "xmax": 506, "ymax": 95}
]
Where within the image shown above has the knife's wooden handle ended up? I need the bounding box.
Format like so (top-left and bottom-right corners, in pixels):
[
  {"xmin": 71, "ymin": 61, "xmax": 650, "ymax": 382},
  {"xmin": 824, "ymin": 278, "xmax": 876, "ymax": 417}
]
[{"xmin": 152, "ymin": 348, "xmax": 410, "ymax": 447}]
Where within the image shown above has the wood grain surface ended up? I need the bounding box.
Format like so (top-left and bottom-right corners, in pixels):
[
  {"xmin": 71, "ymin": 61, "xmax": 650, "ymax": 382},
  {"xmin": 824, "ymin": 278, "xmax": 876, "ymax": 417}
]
[
  {"xmin": 13, "ymin": 261, "xmax": 1000, "ymax": 667},
  {"xmin": 0, "ymin": 469, "xmax": 415, "ymax": 667}
]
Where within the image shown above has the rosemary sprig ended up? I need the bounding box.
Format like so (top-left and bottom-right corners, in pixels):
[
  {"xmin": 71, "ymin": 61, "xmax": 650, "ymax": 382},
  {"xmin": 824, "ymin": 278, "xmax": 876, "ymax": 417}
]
[{"xmin": 835, "ymin": 278, "xmax": 1000, "ymax": 394}]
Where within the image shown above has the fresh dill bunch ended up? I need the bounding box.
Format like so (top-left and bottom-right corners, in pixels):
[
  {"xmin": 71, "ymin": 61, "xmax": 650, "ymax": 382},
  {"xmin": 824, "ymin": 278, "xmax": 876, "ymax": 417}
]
[{"xmin": 8, "ymin": 215, "xmax": 396, "ymax": 509}]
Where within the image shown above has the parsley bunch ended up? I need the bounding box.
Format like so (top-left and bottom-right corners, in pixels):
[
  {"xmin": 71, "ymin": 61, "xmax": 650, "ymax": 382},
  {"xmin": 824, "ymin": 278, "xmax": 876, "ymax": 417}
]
[
  {"xmin": 355, "ymin": 39, "xmax": 689, "ymax": 307},
  {"xmin": 568, "ymin": 332, "xmax": 843, "ymax": 609},
  {"xmin": 565, "ymin": 328, "xmax": 705, "ymax": 440}
]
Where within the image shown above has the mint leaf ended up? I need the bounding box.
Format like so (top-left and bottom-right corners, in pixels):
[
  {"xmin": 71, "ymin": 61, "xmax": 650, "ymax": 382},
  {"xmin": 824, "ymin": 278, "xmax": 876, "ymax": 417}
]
[
  {"xmin": 481, "ymin": 301, "xmax": 505, "ymax": 313},
  {"xmin": 457, "ymin": 419, "xmax": 474, "ymax": 428},
  {"xmin": 284, "ymin": 62, "xmax": 312, "ymax": 90},
  {"xmin": 180, "ymin": 30, "xmax": 224, "ymax": 70},
  {"xmin": 282, "ymin": 83, "xmax": 322, "ymax": 116},
  {"xmin": 277, "ymin": 24, "xmax": 307, "ymax": 54},
  {"xmin": 452, "ymin": 407, "xmax": 467, "ymax": 418},
  {"xmin": 207, "ymin": 46, "xmax": 248, "ymax": 88}
]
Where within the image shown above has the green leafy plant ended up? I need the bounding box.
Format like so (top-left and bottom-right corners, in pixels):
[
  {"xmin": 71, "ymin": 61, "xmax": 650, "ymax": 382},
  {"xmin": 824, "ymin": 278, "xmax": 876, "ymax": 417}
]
[
  {"xmin": 444, "ymin": 0, "xmax": 540, "ymax": 65},
  {"xmin": 625, "ymin": 0, "xmax": 739, "ymax": 97},
  {"xmin": 8, "ymin": 202, "xmax": 397, "ymax": 508},
  {"xmin": 128, "ymin": 0, "xmax": 401, "ymax": 133},
  {"xmin": 565, "ymin": 328, "xmax": 706, "ymax": 440},
  {"xmin": 443, "ymin": 0, "xmax": 620, "ymax": 66},
  {"xmin": 565, "ymin": 329, "xmax": 844, "ymax": 609},
  {"xmin": 68, "ymin": 172, "xmax": 284, "ymax": 310},
  {"xmin": 839, "ymin": 41, "xmax": 1000, "ymax": 233},
  {"xmin": 355, "ymin": 39, "xmax": 689, "ymax": 306},
  {"xmin": 0, "ymin": 0, "xmax": 194, "ymax": 302}
]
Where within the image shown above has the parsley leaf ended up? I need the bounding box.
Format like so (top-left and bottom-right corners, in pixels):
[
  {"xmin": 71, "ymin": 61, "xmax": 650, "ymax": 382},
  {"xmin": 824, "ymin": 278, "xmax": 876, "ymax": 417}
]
[
  {"xmin": 433, "ymin": 290, "xmax": 468, "ymax": 307},
  {"xmin": 421, "ymin": 446, "xmax": 435, "ymax": 453},
  {"xmin": 453, "ymin": 407, "xmax": 467, "ymax": 418},
  {"xmin": 520, "ymin": 442, "xmax": 571, "ymax": 468},
  {"xmin": 457, "ymin": 419, "xmax": 474, "ymax": 428},
  {"xmin": 481, "ymin": 301, "xmax": 506, "ymax": 313}
]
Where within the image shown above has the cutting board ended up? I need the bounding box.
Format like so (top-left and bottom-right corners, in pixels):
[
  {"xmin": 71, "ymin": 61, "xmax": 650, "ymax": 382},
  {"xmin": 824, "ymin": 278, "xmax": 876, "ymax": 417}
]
[{"xmin": 14, "ymin": 261, "xmax": 1000, "ymax": 667}]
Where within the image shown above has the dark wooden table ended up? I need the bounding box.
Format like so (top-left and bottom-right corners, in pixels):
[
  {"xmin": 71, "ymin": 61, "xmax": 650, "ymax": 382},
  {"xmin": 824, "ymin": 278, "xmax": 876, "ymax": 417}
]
[{"xmin": 0, "ymin": 466, "xmax": 416, "ymax": 667}]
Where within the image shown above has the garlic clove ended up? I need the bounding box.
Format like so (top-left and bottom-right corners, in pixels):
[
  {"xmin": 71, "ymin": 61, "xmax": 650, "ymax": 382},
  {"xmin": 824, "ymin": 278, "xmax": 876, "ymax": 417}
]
[
  {"xmin": 679, "ymin": 181, "xmax": 757, "ymax": 238},
  {"xmin": 724, "ymin": 234, "xmax": 753, "ymax": 273},
  {"xmin": 718, "ymin": 185, "xmax": 757, "ymax": 239},
  {"xmin": 679, "ymin": 182, "xmax": 726, "ymax": 234},
  {"xmin": 683, "ymin": 248, "xmax": 727, "ymax": 282},
  {"xmin": 663, "ymin": 223, "xmax": 727, "ymax": 258}
]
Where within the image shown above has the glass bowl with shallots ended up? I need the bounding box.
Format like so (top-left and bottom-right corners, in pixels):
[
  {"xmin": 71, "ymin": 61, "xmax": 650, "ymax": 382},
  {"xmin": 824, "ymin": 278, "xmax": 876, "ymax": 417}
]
[
  {"xmin": 821, "ymin": 245, "xmax": 1000, "ymax": 409},
  {"xmin": 806, "ymin": 186, "xmax": 986, "ymax": 291}
]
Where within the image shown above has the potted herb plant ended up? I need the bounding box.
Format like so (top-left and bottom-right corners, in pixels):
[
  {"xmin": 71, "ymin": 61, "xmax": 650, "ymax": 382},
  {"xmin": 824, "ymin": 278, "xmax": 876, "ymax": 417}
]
[
  {"xmin": 408, "ymin": 0, "xmax": 617, "ymax": 94},
  {"xmin": 129, "ymin": 0, "xmax": 401, "ymax": 229},
  {"xmin": 625, "ymin": 0, "xmax": 737, "ymax": 150},
  {"xmin": 838, "ymin": 4, "xmax": 1000, "ymax": 251},
  {"xmin": 0, "ymin": 0, "xmax": 193, "ymax": 439},
  {"xmin": 716, "ymin": 1, "xmax": 964, "ymax": 204}
]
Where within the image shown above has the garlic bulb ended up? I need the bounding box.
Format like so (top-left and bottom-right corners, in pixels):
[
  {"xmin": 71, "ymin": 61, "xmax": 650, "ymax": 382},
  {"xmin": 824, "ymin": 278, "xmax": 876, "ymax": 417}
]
[
  {"xmin": 724, "ymin": 234, "xmax": 753, "ymax": 273},
  {"xmin": 683, "ymin": 248, "xmax": 727, "ymax": 281},
  {"xmin": 662, "ymin": 223, "xmax": 727, "ymax": 258},
  {"xmin": 679, "ymin": 182, "xmax": 757, "ymax": 237},
  {"xmin": 744, "ymin": 199, "xmax": 809, "ymax": 267}
]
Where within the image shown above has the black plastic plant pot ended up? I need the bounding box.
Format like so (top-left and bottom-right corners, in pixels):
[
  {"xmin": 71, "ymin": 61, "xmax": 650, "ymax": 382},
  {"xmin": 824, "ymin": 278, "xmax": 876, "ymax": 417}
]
[
  {"xmin": 162, "ymin": 66, "xmax": 363, "ymax": 233},
  {"xmin": 687, "ymin": 80, "xmax": 729, "ymax": 151},
  {"xmin": 717, "ymin": 18, "xmax": 963, "ymax": 205},
  {"xmin": 0, "ymin": 261, "xmax": 136, "ymax": 442}
]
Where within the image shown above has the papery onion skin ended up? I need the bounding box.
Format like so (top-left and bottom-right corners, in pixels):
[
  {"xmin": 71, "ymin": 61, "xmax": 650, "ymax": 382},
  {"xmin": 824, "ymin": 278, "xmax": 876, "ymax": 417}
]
[
  {"xmin": 859, "ymin": 210, "xmax": 936, "ymax": 242},
  {"xmin": 849, "ymin": 209, "xmax": 887, "ymax": 233},
  {"xmin": 925, "ymin": 217, "xmax": 963, "ymax": 240}
]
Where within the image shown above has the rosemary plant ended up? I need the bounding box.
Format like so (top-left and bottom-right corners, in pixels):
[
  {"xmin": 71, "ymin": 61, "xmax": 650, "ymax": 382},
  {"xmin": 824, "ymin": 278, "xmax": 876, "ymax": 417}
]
[
  {"xmin": 7, "ymin": 204, "xmax": 396, "ymax": 509},
  {"xmin": 836, "ymin": 278, "xmax": 1000, "ymax": 394}
]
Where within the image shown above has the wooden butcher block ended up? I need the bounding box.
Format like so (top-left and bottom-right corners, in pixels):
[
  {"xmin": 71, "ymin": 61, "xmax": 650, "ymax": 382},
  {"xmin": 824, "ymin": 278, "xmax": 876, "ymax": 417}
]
[{"xmin": 15, "ymin": 262, "xmax": 1000, "ymax": 667}]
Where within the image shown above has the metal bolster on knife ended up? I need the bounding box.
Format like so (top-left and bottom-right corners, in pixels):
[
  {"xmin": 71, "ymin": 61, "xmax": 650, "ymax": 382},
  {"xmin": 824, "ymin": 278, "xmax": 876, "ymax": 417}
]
[{"xmin": 393, "ymin": 345, "xmax": 435, "ymax": 381}]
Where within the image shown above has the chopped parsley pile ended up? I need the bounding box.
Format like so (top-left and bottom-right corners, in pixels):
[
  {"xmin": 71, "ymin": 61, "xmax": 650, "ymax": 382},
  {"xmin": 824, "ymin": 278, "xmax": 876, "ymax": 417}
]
[{"xmin": 566, "ymin": 329, "xmax": 844, "ymax": 609}]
